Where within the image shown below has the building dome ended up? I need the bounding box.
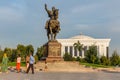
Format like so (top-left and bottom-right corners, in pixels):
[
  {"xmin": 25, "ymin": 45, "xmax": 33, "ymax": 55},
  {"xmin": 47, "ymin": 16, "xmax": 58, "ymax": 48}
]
[{"xmin": 70, "ymin": 34, "xmax": 94, "ymax": 39}]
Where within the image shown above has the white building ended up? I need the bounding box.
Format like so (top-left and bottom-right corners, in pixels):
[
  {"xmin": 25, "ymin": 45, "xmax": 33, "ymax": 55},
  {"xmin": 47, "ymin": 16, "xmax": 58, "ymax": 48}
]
[{"xmin": 57, "ymin": 34, "xmax": 111, "ymax": 58}]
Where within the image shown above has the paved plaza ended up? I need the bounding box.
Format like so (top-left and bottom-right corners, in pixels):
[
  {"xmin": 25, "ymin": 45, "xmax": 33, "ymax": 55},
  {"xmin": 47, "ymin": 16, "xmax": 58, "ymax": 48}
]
[{"xmin": 0, "ymin": 71, "xmax": 120, "ymax": 80}]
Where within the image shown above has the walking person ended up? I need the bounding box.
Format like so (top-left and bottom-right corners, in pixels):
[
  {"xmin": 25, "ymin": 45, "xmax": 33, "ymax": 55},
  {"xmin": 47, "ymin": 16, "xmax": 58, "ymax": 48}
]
[
  {"xmin": 44, "ymin": 61, "xmax": 48, "ymax": 71},
  {"xmin": 16, "ymin": 54, "xmax": 21, "ymax": 73},
  {"xmin": 26, "ymin": 52, "xmax": 35, "ymax": 74},
  {"xmin": 1, "ymin": 53, "xmax": 8, "ymax": 73},
  {"xmin": 26, "ymin": 55, "xmax": 30, "ymax": 69}
]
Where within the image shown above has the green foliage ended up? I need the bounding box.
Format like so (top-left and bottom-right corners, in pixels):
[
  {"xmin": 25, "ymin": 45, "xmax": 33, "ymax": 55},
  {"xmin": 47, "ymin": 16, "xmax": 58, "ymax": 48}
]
[
  {"xmin": 10, "ymin": 49, "xmax": 17, "ymax": 62},
  {"xmin": 34, "ymin": 55, "xmax": 38, "ymax": 63},
  {"xmin": 8, "ymin": 62, "xmax": 26, "ymax": 66},
  {"xmin": 94, "ymin": 57, "xmax": 101, "ymax": 64},
  {"xmin": 110, "ymin": 50, "xmax": 119, "ymax": 66},
  {"xmin": 72, "ymin": 57, "xmax": 76, "ymax": 61},
  {"xmin": 63, "ymin": 53, "xmax": 72, "ymax": 61},
  {"xmin": 0, "ymin": 44, "xmax": 35, "ymax": 62},
  {"xmin": 17, "ymin": 44, "xmax": 34, "ymax": 61},
  {"xmin": 80, "ymin": 58, "xmax": 86, "ymax": 63},
  {"xmin": 26, "ymin": 44, "xmax": 34, "ymax": 56},
  {"xmin": 0, "ymin": 50, "xmax": 4, "ymax": 62},
  {"xmin": 80, "ymin": 62, "xmax": 112, "ymax": 68},
  {"xmin": 73, "ymin": 41, "xmax": 83, "ymax": 52},
  {"xmin": 36, "ymin": 46, "xmax": 45, "ymax": 60},
  {"xmin": 75, "ymin": 57, "xmax": 86, "ymax": 63},
  {"xmin": 90, "ymin": 55, "xmax": 96, "ymax": 63},
  {"xmin": 4, "ymin": 48, "xmax": 12, "ymax": 62},
  {"xmin": 100, "ymin": 56, "xmax": 110, "ymax": 66},
  {"xmin": 85, "ymin": 45, "xmax": 97, "ymax": 63},
  {"xmin": 76, "ymin": 57, "xmax": 80, "ymax": 61},
  {"xmin": 17, "ymin": 44, "xmax": 26, "ymax": 61}
]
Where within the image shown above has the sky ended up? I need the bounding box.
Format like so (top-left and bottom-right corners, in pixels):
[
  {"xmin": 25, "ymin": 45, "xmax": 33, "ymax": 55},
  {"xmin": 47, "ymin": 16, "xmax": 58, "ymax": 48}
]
[{"xmin": 0, "ymin": 0, "xmax": 120, "ymax": 55}]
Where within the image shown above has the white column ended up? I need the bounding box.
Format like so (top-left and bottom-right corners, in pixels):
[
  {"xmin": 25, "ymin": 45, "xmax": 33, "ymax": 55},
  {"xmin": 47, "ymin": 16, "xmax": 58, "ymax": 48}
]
[
  {"xmin": 77, "ymin": 50, "xmax": 79, "ymax": 57},
  {"xmin": 68, "ymin": 46, "xmax": 70, "ymax": 54},
  {"xmin": 99, "ymin": 45, "xmax": 102, "ymax": 57},
  {"xmin": 96, "ymin": 46, "xmax": 98, "ymax": 57},
  {"xmin": 104, "ymin": 46, "xmax": 106, "ymax": 57},
  {"xmin": 82, "ymin": 50, "xmax": 84, "ymax": 58}
]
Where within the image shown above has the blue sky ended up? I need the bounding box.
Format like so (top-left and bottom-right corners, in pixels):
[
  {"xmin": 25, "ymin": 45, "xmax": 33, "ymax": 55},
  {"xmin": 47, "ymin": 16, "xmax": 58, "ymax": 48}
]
[{"xmin": 0, "ymin": 0, "xmax": 120, "ymax": 55}]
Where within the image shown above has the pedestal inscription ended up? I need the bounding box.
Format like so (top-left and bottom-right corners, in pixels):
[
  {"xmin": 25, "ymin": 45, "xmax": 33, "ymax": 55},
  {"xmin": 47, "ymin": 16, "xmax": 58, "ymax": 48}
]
[{"xmin": 46, "ymin": 40, "xmax": 63, "ymax": 61}]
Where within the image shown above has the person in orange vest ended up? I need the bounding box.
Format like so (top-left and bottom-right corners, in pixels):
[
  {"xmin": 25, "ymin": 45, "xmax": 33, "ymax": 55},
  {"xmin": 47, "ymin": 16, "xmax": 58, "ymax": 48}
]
[{"xmin": 16, "ymin": 54, "xmax": 21, "ymax": 73}]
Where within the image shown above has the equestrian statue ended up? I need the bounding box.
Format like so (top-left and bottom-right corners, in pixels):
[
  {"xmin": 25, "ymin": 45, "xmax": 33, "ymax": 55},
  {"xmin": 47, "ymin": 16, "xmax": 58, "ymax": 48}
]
[{"xmin": 44, "ymin": 4, "xmax": 60, "ymax": 41}]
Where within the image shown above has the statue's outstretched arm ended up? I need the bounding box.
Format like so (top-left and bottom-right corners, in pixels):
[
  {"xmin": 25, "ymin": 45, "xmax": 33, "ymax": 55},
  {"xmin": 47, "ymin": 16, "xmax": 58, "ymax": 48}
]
[{"xmin": 45, "ymin": 4, "xmax": 48, "ymax": 11}]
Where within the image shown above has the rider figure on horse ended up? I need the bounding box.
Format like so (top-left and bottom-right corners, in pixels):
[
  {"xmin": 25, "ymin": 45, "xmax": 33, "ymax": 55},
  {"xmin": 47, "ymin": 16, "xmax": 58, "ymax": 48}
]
[{"xmin": 45, "ymin": 4, "xmax": 60, "ymax": 34}]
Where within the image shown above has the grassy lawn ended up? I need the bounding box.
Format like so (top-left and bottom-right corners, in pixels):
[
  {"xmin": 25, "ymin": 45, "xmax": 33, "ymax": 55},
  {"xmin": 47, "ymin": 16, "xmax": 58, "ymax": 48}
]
[
  {"xmin": 80, "ymin": 62, "xmax": 113, "ymax": 68},
  {"xmin": 0, "ymin": 62, "xmax": 26, "ymax": 67}
]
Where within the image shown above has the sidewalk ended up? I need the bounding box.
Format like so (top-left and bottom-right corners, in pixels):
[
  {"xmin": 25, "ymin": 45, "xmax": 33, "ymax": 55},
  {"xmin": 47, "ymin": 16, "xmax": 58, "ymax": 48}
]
[{"xmin": 34, "ymin": 61, "xmax": 120, "ymax": 73}]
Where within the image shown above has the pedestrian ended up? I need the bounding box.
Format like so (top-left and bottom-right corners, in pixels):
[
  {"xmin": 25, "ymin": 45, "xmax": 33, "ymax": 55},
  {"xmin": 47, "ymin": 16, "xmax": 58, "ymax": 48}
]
[
  {"xmin": 26, "ymin": 54, "xmax": 30, "ymax": 69},
  {"xmin": 1, "ymin": 53, "xmax": 8, "ymax": 73},
  {"xmin": 44, "ymin": 61, "xmax": 48, "ymax": 71},
  {"xmin": 16, "ymin": 54, "xmax": 21, "ymax": 73},
  {"xmin": 26, "ymin": 52, "xmax": 35, "ymax": 74}
]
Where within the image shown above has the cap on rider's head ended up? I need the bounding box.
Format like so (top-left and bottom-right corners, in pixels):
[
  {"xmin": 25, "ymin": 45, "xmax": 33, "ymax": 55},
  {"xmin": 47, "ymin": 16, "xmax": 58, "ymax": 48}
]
[{"xmin": 52, "ymin": 6, "xmax": 55, "ymax": 10}]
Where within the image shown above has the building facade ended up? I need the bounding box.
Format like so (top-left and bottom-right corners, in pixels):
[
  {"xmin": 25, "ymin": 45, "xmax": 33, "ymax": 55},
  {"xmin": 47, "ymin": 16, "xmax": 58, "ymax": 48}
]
[{"xmin": 57, "ymin": 34, "xmax": 111, "ymax": 58}]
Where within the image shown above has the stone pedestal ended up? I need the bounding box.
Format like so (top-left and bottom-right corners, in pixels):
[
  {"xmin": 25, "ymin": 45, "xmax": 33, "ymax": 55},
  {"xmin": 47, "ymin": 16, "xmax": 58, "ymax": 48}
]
[{"xmin": 46, "ymin": 40, "xmax": 63, "ymax": 61}]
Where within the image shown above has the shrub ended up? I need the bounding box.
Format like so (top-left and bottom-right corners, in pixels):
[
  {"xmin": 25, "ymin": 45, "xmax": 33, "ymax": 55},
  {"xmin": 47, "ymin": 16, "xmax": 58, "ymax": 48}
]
[
  {"xmin": 72, "ymin": 57, "xmax": 76, "ymax": 61},
  {"xmin": 76, "ymin": 57, "xmax": 80, "ymax": 61},
  {"xmin": 100, "ymin": 56, "xmax": 110, "ymax": 66},
  {"xmin": 110, "ymin": 50, "xmax": 119, "ymax": 66},
  {"xmin": 63, "ymin": 53, "xmax": 72, "ymax": 61}
]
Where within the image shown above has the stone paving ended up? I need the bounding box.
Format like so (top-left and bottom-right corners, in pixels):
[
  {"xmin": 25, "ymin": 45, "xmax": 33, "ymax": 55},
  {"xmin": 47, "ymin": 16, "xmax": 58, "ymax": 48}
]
[
  {"xmin": 0, "ymin": 71, "xmax": 120, "ymax": 80},
  {"xmin": 34, "ymin": 61, "xmax": 120, "ymax": 72},
  {"xmin": 1, "ymin": 61, "xmax": 120, "ymax": 80}
]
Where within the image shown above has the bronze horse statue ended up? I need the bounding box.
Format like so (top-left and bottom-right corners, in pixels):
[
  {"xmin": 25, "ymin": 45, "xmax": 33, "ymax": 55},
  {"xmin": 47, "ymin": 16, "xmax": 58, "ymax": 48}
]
[
  {"xmin": 46, "ymin": 19, "xmax": 60, "ymax": 41},
  {"xmin": 45, "ymin": 4, "xmax": 60, "ymax": 41}
]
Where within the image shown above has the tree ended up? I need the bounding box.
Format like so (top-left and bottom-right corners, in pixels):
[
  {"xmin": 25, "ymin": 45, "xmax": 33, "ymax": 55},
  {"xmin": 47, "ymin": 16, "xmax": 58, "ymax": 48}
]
[
  {"xmin": 73, "ymin": 41, "xmax": 83, "ymax": 53},
  {"xmin": 4, "ymin": 48, "xmax": 12, "ymax": 62},
  {"xmin": 0, "ymin": 44, "xmax": 35, "ymax": 62},
  {"xmin": 4, "ymin": 48, "xmax": 12, "ymax": 56},
  {"xmin": 17, "ymin": 44, "xmax": 26, "ymax": 61},
  {"xmin": 0, "ymin": 50, "xmax": 4, "ymax": 62},
  {"xmin": 85, "ymin": 45, "xmax": 97, "ymax": 63},
  {"xmin": 110, "ymin": 50, "xmax": 119, "ymax": 66},
  {"xmin": 17, "ymin": 44, "xmax": 34, "ymax": 61},
  {"xmin": 10, "ymin": 49, "xmax": 18, "ymax": 62},
  {"xmin": 36, "ymin": 46, "xmax": 45, "ymax": 60},
  {"xmin": 34, "ymin": 55, "xmax": 38, "ymax": 63},
  {"xmin": 26, "ymin": 44, "xmax": 34, "ymax": 56},
  {"xmin": 73, "ymin": 41, "xmax": 83, "ymax": 58}
]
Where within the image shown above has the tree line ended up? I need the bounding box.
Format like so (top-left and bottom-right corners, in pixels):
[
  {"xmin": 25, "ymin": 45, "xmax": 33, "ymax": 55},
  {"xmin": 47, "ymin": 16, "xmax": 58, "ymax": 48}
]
[
  {"xmin": 0, "ymin": 44, "xmax": 42, "ymax": 63},
  {"xmin": 0, "ymin": 42, "xmax": 119, "ymax": 67}
]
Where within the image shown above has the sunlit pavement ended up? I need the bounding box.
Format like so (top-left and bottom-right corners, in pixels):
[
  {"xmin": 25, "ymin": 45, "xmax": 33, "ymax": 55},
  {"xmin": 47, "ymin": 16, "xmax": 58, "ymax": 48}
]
[{"xmin": 0, "ymin": 71, "xmax": 120, "ymax": 80}]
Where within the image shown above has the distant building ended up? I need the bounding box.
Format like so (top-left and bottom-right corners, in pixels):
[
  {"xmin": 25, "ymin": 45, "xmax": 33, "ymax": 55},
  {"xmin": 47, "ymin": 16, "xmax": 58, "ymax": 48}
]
[{"xmin": 57, "ymin": 34, "xmax": 111, "ymax": 58}]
